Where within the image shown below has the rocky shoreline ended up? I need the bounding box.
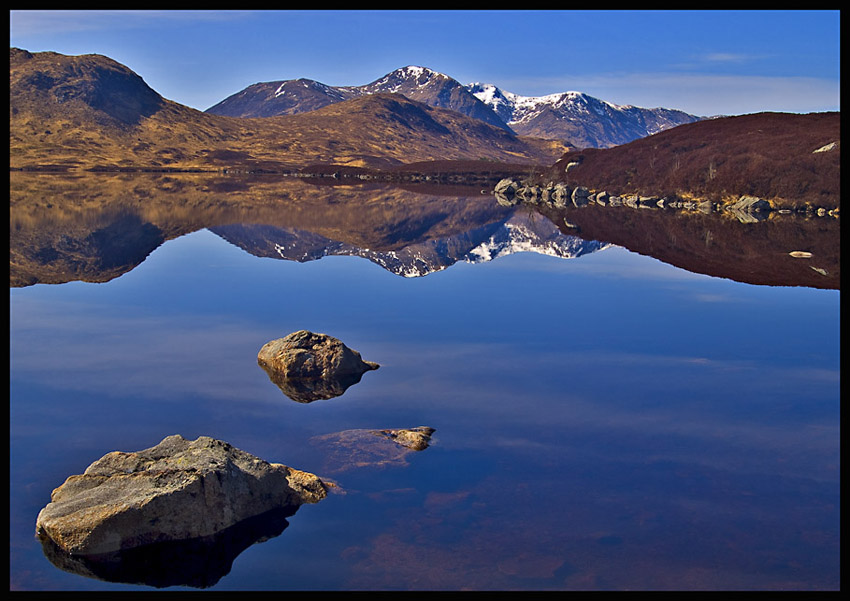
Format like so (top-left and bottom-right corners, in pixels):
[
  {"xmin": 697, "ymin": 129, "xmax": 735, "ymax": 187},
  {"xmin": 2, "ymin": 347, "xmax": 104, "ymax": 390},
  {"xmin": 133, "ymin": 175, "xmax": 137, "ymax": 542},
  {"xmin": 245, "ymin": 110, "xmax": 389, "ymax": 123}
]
[
  {"xmin": 493, "ymin": 177, "xmax": 840, "ymax": 222},
  {"xmin": 13, "ymin": 164, "xmax": 838, "ymax": 217}
]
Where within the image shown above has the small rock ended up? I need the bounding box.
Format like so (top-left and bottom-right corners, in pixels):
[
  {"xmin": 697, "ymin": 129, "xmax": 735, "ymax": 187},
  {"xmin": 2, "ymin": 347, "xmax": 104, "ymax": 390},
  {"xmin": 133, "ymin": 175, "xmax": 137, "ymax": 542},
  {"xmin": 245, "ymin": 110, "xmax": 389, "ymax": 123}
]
[
  {"xmin": 258, "ymin": 330, "xmax": 379, "ymax": 402},
  {"xmin": 550, "ymin": 183, "xmax": 571, "ymax": 208},
  {"xmin": 494, "ymin": 177, "xmax": 521, "ymax": 197},
  {"xmin": 376, "ymin": 426, "xmax": 436, "ymax": 451},
  {"xmin": 728, "ymin": 195, "xmax": 771, "ymax": 212},
  {"xmin": 697, "ymin": 200, "xmax": 714, "ymax": 213},
  {"xmin": 571, "ymin": 187, "xmax": 590, "ymax": 207},
  {"xmin": 638, "ymin": 196, "xmax": 660, "ymax": 209},
  {"xmin": 812, "ymin": 141, "xmax": 837, "ymax": 153}
]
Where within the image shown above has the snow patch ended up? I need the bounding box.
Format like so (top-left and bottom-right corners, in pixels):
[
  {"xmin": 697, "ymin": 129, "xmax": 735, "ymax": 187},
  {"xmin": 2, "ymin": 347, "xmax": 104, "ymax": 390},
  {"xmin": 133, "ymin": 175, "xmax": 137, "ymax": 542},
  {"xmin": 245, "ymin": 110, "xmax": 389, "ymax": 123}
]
[{"xmin": 469, "ymin": 83, "xmax": 637, "ymax": 126}]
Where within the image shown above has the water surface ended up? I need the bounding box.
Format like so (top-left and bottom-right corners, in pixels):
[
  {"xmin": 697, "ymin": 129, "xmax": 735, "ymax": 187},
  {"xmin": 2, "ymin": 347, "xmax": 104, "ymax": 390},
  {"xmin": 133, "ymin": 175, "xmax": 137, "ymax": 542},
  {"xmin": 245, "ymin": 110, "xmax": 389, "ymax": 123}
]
[{"xmin": 9, "ymin": 175, "xmax": 840, "ymax": 590}]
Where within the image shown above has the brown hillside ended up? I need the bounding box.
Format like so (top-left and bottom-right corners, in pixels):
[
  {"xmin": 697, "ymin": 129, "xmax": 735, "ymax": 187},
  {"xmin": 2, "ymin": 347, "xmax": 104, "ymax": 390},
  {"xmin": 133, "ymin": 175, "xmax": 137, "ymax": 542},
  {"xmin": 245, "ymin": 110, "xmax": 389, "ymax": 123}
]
[
  {"xmin": 550, "ymin": 112, "xmax": 840, "ymax": 209},
  {"xmin": 10, "ymin": 49, "xmax": 568, "ymax": 172}
]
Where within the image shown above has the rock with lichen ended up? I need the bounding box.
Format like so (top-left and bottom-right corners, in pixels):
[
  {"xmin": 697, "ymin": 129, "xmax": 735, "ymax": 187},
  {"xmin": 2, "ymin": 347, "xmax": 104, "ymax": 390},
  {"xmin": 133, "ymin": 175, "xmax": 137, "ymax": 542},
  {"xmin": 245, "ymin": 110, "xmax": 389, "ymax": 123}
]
[
  {"xmin": 35, "ymin": 434, "xmax": 327, "ymax": 556},
  {"xmin": 257, "ymin": 330, "xmax": 379, "ymax": 402}
]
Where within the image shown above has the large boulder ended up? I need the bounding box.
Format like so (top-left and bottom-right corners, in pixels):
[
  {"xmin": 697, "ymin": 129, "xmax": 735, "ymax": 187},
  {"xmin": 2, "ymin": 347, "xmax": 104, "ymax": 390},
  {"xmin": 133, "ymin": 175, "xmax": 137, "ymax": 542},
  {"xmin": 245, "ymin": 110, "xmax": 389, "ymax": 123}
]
[
  {"xmin": 257, "ymin": 330, "xmax": 379, "ymax": 402},
  {"xmin": 35, "ymin": 434, "xmax": 328, "ymax": 557}
]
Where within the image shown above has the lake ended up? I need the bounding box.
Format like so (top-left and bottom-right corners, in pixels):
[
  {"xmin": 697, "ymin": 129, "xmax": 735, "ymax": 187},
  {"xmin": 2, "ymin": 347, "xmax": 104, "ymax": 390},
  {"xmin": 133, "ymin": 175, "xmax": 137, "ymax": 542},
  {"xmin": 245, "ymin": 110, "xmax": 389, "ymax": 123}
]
[{"xmin": 9, "ymin": 173, "xmax": 840, "ymax": 590}]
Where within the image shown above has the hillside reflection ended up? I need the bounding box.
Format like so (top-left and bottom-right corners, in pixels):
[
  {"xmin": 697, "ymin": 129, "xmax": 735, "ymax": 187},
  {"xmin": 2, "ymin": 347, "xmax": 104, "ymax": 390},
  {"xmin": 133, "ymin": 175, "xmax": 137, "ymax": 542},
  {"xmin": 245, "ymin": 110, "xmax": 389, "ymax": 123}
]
[{"xmin": 10, "ymin": 172, "xmax": 839, "ymax": 289}]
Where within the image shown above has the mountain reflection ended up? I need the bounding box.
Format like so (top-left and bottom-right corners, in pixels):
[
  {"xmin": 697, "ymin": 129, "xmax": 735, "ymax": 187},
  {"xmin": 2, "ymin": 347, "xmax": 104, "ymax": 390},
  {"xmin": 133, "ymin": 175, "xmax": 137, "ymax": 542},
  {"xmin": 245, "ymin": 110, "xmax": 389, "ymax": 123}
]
[
  {"xmin": 10, "ymin": 172, "xmax": 839, "ymax": 289},
  {"xmin": 210, "ymin": 211, "xmax": 605, "ymax": 277}
]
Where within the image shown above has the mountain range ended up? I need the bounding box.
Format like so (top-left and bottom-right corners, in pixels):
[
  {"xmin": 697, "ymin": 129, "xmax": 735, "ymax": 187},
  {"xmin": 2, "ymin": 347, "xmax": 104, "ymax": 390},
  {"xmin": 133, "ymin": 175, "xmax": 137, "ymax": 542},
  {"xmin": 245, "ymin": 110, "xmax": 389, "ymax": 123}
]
[
  {"xmin": 9, "ymin": 48, "xmax": 568, "ymax": 171},
  {"xmin": 207, "ymin": 65, "xmax": 702, "ymax": 149},
  {"xmin": 10, "ymin": 48, "xmax": 839, "ymax": 212}
]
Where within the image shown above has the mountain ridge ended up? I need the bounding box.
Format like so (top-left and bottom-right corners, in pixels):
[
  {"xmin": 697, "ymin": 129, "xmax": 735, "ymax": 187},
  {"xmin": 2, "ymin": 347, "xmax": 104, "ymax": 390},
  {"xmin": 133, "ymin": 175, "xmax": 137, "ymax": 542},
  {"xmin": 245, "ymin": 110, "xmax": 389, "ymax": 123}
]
[
  {"xmin": 207, "ymin": 65, "xmax": 512, "ymax": 132},
  {"xmin": 468, "ymin": 83, "xmax": 703, "ymax": 148},
  {"xmin": 10, "ymin": 48, "xmax": 569, "ymax": 172},
  {"xmin": 207, "ymin": 64, "xmax": 702, "ymax": 148}
]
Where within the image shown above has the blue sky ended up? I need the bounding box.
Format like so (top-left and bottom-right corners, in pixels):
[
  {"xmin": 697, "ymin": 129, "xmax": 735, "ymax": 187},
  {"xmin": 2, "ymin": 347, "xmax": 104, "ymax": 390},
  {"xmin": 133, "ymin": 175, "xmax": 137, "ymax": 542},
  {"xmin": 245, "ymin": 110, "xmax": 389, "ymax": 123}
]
[{"xmin": 9, "ymin": 10, "xmax": 840, "ymax": 117}]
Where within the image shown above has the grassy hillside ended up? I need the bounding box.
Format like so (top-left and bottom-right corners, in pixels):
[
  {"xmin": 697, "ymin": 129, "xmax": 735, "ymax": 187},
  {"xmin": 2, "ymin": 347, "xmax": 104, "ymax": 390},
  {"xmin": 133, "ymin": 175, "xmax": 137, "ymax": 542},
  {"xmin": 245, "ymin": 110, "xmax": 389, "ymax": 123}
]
[{"xmin": 549, "ymin": 112, "xmax": 840, "ymax": 209}]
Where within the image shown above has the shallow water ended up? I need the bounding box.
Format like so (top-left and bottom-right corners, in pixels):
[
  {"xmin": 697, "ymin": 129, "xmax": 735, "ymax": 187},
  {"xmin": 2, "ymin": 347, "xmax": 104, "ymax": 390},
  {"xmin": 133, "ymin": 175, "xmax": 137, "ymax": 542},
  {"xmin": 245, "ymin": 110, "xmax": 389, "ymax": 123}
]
[{"xmin": 9, "ymin": 178, "xmax": 840, "ymax": 590}]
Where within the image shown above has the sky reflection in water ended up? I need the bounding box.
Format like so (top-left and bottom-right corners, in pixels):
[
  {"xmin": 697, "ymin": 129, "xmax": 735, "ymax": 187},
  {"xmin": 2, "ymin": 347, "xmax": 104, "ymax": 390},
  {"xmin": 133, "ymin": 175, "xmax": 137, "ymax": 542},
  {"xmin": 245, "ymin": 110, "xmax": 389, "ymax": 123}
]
[{"xmin": 9, "ymin": 219, "xmax": 839, "ymax": 590}]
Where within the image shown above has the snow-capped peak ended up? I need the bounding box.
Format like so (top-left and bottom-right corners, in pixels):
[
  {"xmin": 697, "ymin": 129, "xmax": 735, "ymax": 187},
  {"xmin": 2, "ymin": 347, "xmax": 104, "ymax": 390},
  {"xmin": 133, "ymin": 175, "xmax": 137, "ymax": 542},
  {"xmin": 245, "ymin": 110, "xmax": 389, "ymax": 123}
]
[
  {"xmin": 273, "ymin": 78, "xmax": 340, "ymax": 98},
  {"xmin": 374, "ymin": 66, "xmax": 447, "ymax": 87},
  {"xmin": 396, "ymin": 65, "xmax": 447, "ymax": 79},
  {"xmin": 468, "ymin": 82, "xmax": 629, "ymax": 124},
  {"xmin": 467, "ymin": 82, "xmax": 511, "ymax": 106}
]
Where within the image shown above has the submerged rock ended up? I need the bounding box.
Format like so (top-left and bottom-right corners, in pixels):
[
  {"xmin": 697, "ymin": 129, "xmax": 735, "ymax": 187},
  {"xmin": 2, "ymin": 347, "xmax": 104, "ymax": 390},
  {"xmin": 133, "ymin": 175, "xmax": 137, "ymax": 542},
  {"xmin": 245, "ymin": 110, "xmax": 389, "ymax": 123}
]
[
  {"xmin": 375, "ymin": 426, "xmax": 436, "ymax": 451},
  {"xmin": 35, "ymin": 435, "xmax": 328, "ymax": 557},
  {"xmin": 258, "ymin": 330, "xmax": 379, "ymax": 403},
  {"xmin": 311, "ymin": 426, "xmax": 436, "ymax": 473}
]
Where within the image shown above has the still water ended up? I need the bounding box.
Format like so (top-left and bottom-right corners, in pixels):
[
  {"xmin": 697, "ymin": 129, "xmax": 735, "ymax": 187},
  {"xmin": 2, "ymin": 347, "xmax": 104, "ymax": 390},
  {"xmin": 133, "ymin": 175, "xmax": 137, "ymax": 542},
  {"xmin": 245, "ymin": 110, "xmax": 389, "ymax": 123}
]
[{"xmin": 9, "ymin": 175, "xmax": 840, "ymax": 590}]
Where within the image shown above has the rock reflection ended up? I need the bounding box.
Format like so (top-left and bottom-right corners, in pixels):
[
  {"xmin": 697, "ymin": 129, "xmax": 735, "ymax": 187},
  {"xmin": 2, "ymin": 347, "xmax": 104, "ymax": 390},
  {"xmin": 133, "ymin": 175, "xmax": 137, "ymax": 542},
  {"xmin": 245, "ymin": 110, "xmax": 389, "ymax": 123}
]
[
  {"xmin": 259, "ymin": 361, "xmax": 372, "ymax": 403},
  {"xmin": 37, "ymin": 507, "xmax": 292, "ymax": 589}
]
